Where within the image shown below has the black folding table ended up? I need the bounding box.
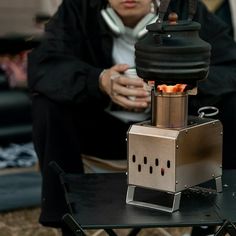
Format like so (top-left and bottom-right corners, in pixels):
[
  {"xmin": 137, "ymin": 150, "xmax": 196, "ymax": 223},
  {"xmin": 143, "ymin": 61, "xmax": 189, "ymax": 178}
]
[{"xmin": 52, "ymin": 163, "xmax": 236, "ymax": 236}]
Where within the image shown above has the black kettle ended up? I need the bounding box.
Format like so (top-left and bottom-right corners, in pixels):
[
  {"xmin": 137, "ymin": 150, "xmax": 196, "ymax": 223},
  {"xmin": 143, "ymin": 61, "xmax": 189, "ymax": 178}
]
[{"xmin": 135, "ymin": 0, "xmax": 211, "ymax": 87}]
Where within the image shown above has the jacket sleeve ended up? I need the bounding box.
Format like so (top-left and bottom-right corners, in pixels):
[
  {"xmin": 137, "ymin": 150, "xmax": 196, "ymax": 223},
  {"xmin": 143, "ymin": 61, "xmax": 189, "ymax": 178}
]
[
  {"xmin": 28, "ymin": 0, "xmax": 104, "ymax": 104},
  {"xmin": 194, "ymin": 2, "xmax": 236, "ymax": 100}
]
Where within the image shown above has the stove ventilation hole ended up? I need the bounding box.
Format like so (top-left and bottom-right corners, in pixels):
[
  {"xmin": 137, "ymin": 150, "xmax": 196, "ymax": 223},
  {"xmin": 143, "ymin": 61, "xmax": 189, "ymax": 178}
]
[
  {"xmin": 132, "ymin": 155, "xmax": 136, "ymax": 163},
  {"xmin": 144, "ymin": 156, "xmax": 147, "ymax": 164},
  {"xmin": 167, "ymin": 160, "xmax": 171, "ymax": 168},
  {"xmin": 149, "ymin": 166, "xmax": 153, "ymax": 174},
  {"xmin": 138, "ymin": 164, "xmax": 142, "ymax": 172},
  {"xmin": 155, "ymin": 158, "xmax": 159, "ymax": 166},
  {"xmin": 161, "ymin": 168, "xmax": 165, "ymax": 176}
]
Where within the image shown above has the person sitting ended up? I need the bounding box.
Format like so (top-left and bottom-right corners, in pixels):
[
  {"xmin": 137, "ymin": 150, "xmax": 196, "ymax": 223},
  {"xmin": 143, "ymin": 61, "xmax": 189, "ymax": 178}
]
[{"xmin": 27, "ymin": 0, "xmax": 236, "ymax": 235}]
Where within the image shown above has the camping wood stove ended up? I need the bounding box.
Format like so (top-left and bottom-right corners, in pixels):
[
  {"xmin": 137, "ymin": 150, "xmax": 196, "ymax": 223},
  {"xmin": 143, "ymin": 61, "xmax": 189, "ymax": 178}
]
[{"xmin": 126, "ymin": 0, "xmax": 223, "ymax": 212}]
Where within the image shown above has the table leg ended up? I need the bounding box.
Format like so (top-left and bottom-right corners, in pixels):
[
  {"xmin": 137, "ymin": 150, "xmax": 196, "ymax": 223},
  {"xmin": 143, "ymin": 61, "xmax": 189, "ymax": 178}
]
[
  {"xmin": 63, "ymin": 213, "xmax": 86, "ymax": 236},
  {"xmin": 215, "ymin": 220, "xmax": 236, "ymax": 236}
]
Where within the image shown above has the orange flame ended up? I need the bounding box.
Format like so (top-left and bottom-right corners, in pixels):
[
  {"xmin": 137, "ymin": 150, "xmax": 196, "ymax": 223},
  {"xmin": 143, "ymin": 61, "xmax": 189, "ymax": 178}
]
[{"xmin": 157, "ymin": 84, "xmax": 187, "ymax": 93}]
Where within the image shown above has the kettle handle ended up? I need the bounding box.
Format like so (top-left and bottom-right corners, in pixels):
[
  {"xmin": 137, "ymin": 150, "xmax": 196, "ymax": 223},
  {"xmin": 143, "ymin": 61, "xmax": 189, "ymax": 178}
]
[
  {"xmin": 157, "ymin": 0, "xmax": 171, "ymax": 24},
  {"xmin": 156, "ymin": 0, "xmax": 198, "ymax": 23}
]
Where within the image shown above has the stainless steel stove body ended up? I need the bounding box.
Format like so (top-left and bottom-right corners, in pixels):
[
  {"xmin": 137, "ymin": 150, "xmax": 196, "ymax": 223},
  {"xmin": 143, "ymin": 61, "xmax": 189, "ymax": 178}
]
[{"xmin": 126, "ymin": 93, "xmax": 223, "ymax": 212}]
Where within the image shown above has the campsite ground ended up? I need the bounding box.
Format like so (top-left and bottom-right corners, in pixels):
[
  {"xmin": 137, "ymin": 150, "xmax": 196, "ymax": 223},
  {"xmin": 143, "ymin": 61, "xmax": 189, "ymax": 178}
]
[{"xmin": 0, "ymin": 207, "xmax": 192, "ymax": 236}]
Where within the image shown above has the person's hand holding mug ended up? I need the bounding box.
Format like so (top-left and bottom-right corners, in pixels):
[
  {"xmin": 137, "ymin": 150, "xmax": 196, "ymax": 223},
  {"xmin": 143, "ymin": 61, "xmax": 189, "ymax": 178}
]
[{"xmin": 99, "ymin": 64, "xmax": 151, "ymax": 111}]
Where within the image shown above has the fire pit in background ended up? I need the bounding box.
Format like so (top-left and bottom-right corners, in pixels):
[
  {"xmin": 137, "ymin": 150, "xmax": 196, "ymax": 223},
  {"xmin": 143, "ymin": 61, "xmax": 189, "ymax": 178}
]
[{"xmin": 126, "ymin": 0, "xmax": 223, "ymax": 213}]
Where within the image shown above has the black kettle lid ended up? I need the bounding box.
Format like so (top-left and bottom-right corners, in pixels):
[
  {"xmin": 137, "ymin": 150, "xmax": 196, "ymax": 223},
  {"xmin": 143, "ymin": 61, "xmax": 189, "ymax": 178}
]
[{"xmin": 147, "ymin": 19, "xmax": 201, "ymax": 33}]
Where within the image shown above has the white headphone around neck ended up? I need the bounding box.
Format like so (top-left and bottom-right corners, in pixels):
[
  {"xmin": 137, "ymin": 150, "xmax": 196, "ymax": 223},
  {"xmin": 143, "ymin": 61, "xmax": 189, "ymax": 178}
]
[{"xmin": 101, "ymin": 7, "xmax": 158, "ymax": 39}]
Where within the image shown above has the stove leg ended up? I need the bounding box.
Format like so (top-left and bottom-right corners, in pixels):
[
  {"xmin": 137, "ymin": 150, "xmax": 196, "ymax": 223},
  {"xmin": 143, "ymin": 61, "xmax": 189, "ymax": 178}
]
[
  {"xmin": 215, "ymin": 176, "xmax": 222, "ymax": 193},
  {"xmin": 173, "ymin": 192, "xmax": 181, "ymax": 211},
  {"xmin": 189, "ymin": 176, "xmax": 223, "ymax": 194},
  {"xmin": 126, "ymin": 185, "xmax": 181, "ymax": 213}
]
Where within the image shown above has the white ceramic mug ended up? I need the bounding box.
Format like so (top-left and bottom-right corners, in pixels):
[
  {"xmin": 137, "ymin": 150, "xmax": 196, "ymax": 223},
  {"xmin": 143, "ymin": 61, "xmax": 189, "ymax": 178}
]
[
  {"xmin": 124, "ymin": 68, "xmax": 151, "ymax": 101},
  {"xmin": 124, "ymin": 68, "xmax": 139, "ymax": 101}
]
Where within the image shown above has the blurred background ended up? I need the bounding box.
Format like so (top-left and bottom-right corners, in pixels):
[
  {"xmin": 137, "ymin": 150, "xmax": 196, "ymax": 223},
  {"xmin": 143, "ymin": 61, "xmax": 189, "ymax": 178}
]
[{"xmin": 0, "ymin": 1, "xmax": 62, "ymax": 236}]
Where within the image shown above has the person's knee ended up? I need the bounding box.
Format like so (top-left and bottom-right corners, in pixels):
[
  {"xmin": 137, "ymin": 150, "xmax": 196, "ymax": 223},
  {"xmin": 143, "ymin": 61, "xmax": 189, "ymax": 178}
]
[
  {"xmin": 217, "ymin": 93, "xmax": 236, "ymax": 169},
  {"xmin": 32, "ymin": 94, "xmax": 73, "ymax": 117},
  {"xmin": 218, "ymin": 92, "xmax": 236, "ymax": 122}
]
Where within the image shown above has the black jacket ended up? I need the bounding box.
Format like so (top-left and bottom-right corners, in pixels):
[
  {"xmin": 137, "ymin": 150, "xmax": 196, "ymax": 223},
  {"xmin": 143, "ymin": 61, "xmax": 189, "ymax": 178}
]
[{"xmin": 28, "ymin": 0, "xmax": 236, "ymax": 106}]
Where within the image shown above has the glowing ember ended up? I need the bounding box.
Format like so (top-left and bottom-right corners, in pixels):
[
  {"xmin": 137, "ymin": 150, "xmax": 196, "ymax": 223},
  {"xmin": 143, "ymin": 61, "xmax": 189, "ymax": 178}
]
[{"xmin": 157, "ymin": 84, "xmax": 187, "ymax": 93}]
